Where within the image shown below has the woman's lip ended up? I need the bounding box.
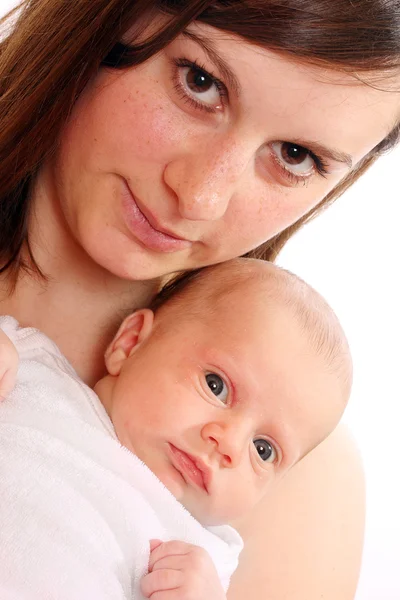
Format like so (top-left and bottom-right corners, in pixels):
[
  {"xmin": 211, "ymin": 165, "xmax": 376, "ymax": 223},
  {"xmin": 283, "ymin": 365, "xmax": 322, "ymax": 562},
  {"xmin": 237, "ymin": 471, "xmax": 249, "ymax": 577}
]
[
  {"xmin": 121, "ymin": 180, "xmax": 192, "ymax": 253},
  {"xmin": 168, "ymin": 444, "xmax": 211, "ymax": 494}
]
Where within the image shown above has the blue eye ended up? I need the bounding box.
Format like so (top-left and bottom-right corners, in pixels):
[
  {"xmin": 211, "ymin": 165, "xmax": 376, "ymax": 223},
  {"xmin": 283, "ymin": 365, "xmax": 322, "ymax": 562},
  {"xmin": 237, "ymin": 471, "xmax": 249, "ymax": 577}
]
[
  {"xmin": 253, "ymin": 439, "xmax": 276, "ymax": 463},
  {"xmin": 205, "ymin": 372, "xmax": 228, "ymax": 403}
]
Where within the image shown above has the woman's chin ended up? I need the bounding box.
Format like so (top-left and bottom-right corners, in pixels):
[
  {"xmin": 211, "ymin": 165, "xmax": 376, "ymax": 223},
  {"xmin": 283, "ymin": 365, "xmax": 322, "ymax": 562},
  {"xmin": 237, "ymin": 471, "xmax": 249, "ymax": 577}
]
[{"xmin": 80, "ymin": 230, "xmax": 191, "ymax": 282}]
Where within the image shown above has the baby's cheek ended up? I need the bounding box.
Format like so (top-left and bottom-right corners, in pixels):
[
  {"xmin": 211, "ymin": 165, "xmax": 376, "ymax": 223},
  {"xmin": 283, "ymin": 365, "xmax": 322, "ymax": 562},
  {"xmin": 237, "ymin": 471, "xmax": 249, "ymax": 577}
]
[
  {"xmin": 209, "ymin": 477, "xmax": 261, "ymax": 524},
  {"xmin": 112, "ymin": 415, "xmax": 137, "ymax": 455}
]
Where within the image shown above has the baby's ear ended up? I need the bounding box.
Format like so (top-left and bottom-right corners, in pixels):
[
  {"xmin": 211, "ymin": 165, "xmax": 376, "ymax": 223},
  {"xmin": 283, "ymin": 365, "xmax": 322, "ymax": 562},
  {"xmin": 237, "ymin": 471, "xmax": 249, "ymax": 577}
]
[{"xmin": 104, "ymin": 309, "xmax": 154, "ymax": 376}]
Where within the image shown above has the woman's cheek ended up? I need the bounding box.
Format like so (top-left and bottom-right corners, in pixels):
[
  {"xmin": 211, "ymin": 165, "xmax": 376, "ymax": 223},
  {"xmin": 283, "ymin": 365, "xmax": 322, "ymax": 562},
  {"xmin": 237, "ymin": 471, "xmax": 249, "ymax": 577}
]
[
  {"xmin": 224, "ymin": 190, "xmax": 281, "ymax": 248},
  {"xmin": 113, "ymin": 76, "xmax": 192, "ymax": 163}
]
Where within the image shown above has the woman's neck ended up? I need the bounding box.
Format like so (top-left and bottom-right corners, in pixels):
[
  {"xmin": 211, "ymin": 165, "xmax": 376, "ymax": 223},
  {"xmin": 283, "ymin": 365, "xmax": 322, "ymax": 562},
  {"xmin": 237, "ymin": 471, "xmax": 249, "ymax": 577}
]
[
  {"xmin": 1, "ymin": 267, "xmax": 158, "ymax": 386},
  {"xmin": 0, "ymin": 169, "xmax": 160, "ymax": 386}
]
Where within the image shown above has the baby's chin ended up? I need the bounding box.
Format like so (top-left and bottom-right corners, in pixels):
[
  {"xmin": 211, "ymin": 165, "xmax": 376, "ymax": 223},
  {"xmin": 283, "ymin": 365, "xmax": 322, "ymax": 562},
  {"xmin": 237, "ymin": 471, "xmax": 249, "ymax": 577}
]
[{"xmin": 181, "ymin": 497, "xmax": 248, "ymax": 528}]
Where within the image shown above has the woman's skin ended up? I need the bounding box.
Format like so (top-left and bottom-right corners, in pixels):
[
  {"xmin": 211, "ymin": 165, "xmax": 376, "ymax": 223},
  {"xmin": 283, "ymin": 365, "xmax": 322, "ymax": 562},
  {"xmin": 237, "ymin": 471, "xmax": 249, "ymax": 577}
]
[
  {"xmin": 230, "ymin": 424, "xmax": 365, "ymax": 600},
  {"xmin": 1, "ymin": 23, "xmax": 398, "ymax": 598}
]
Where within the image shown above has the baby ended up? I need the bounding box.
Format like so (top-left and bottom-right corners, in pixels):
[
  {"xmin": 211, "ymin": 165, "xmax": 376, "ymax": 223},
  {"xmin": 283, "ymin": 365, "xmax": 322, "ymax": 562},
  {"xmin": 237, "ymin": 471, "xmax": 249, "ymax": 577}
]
[{"xmin": 0, "ymin": 258, "xmax": 352, "ymax": 600}]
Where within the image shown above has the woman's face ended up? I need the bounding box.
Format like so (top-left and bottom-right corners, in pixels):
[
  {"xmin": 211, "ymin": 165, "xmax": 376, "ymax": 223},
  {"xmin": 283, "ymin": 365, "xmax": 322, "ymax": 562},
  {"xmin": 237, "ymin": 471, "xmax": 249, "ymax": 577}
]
[{"xmin": 46, "ymin": 23, "xmax": 400, "ymax": 280}]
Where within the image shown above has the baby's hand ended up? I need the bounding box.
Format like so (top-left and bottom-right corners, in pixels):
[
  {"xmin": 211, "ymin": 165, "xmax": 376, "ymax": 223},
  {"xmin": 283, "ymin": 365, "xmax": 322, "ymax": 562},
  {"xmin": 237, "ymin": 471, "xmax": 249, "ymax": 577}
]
[
  {"xmin": 0, "ymin": 329, "xmax": 19, "ymax": 400},
  {"xmin": 141, "ymin": 540, "xmax": 226, "ymax": 600}
]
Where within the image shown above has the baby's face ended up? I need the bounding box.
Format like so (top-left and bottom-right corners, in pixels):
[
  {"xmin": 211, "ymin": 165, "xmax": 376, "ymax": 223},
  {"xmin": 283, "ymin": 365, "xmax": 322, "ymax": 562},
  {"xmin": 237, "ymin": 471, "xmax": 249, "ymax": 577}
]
[{"xmin": 98, "ymin": 283, "xmax": 346, "ymax": 526}]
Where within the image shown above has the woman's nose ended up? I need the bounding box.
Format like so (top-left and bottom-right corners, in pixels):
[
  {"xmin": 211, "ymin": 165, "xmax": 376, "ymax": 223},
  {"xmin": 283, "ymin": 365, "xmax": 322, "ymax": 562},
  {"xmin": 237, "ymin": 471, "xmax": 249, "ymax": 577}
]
[
  {"xmin": 163, "ymin": 135, "xmax": 251, "ymax": 222},
  {"xmin": 201, "ymin": 421, "xmax": 247, "ymax": 468}
]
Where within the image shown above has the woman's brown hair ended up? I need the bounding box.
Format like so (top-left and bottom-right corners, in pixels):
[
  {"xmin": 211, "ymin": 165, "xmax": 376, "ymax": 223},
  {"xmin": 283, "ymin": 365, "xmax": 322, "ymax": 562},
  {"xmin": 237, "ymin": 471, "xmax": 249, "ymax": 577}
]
[{"xmin": 1, "ymin": 0, "xmax": 400, "ymax": 276}]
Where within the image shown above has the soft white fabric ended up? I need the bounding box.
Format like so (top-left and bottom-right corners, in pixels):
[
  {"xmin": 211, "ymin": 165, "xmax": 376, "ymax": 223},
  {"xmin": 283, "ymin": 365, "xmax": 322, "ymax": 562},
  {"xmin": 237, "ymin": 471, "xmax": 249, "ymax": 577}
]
[{"xmin": 0, "ymin": 316, "xmax": 243, "ymax": 600}]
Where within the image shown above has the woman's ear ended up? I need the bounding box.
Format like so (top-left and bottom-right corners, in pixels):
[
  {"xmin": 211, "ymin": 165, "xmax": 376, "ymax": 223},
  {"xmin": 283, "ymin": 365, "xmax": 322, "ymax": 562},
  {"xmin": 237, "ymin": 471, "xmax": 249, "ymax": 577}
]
[{"xmin": 104, "ymin": 309, "xmax": 154, "ymax": 376}]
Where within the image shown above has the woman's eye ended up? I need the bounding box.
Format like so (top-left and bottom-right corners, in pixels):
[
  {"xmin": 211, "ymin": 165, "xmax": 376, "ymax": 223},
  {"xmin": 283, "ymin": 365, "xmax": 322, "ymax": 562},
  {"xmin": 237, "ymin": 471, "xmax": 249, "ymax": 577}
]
[
  {"xmin": 253, "ymin": 438, "xmax": 276, "ymax": 463},
  {"xmin": 205, "ymin": 372, "xmax": 229, "ymax": 403},
  {"xmin": 271, "ymin": 141, "xmax": 316, "ymax": 176},
  {"xmin": 174, "ymin": 59, "xmax": 227, "ymax": 112}
]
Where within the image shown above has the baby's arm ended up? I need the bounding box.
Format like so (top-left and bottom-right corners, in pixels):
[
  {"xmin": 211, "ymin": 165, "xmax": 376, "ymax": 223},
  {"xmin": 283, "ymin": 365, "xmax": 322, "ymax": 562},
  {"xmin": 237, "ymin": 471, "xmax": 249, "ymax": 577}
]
[
  {"xmin": 0, "ymin": 328, "xmax": 19, "ymax": 400},
  {"xmin": 141, "ymin": 540, "xmax": 226, "ymax": 600}
]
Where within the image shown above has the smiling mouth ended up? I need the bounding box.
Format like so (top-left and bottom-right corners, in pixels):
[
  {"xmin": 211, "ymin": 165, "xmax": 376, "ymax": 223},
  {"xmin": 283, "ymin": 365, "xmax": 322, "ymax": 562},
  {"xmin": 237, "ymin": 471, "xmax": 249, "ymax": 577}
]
[
  {"xmin": 168, "ymin": 444, "xmax": 210, "ymax": 494},
  {"xmin": 121, "ymin": 179, "xmax": 192, "ymax": 253}
]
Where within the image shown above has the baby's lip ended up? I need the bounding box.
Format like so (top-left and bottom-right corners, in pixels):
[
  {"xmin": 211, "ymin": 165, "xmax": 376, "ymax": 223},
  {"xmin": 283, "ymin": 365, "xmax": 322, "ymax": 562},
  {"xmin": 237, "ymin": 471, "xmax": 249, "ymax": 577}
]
[{"xmin": 168, "ymin": 444, "xmax": 212, "ymax": 494}]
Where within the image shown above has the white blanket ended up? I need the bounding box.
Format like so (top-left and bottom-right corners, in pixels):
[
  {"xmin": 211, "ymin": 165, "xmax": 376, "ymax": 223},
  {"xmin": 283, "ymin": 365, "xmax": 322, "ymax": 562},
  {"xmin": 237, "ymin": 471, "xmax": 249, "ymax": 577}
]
[{"xmin": 0, "ymin": 317, "xmax": 242, "ymax": 599}]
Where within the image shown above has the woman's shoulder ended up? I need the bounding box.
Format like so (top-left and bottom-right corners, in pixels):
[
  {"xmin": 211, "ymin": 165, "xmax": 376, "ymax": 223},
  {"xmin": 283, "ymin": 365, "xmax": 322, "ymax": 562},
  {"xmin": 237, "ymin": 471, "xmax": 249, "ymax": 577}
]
[{"xmin": 228, "ymin": 424, "xmax": 365, "ymax": 600}]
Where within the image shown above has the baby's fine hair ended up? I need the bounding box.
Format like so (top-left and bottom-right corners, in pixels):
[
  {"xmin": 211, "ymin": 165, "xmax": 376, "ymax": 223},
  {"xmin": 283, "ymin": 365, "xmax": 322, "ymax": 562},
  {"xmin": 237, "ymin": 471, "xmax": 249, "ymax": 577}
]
[{"xmin": 149, "ymin": 259, "xmax": 353, "ymax": 395}]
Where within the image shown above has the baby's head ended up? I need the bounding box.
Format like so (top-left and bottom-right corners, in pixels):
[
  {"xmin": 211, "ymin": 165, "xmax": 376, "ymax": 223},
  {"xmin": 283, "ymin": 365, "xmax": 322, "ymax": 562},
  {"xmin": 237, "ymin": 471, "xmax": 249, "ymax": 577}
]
[{"xmin": 95, "ymin": 259, "xmax": 351, "ymax": 526}]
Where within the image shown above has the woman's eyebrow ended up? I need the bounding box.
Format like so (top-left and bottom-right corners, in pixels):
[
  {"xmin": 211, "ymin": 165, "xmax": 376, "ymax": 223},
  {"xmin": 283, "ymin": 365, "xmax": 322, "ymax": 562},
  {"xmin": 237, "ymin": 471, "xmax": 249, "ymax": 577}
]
[
  {"xmin": 293, "ymin": 139, "xmax": 353, "ymax": 168},
  {"xmin": 182, "ymin": 30, "xmax": 241, "ymax": 97}
]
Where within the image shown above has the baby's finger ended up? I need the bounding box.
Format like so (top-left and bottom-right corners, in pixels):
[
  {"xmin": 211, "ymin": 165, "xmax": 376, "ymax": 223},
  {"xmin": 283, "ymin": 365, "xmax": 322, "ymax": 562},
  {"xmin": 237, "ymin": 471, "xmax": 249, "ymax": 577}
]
[
  {"xmin": 141, "ymin": 568, "xmax": 183, "ymax": 598},
  {"xmin": 149, "ymin": 554, "xmax": 190, "ymax": 573},
  {"xmin": 142, "ymin": 592, "xmax": 182, "ymax": 600},
  {"xmin": 149, "ymin": 539, "xmax": 163, "ymax": 553},
  {"xmin": 0, "ymin": 368, "xmax": 16, "ymax": 401},
  {"xmin": 149, "ymin": 540, "xmax": 193, "ymax": 572}
]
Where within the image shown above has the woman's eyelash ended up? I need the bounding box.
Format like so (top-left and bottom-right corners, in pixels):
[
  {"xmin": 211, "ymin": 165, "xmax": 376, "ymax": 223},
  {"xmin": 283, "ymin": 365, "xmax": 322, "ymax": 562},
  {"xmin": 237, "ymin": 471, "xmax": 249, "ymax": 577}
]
[
  {"xmin": 309, "ymin": 152, "xmax": 330, "ymax": 179},
  {"xmin": 172, "ymin": 57, "xmax": 228, "ymax": 113}
]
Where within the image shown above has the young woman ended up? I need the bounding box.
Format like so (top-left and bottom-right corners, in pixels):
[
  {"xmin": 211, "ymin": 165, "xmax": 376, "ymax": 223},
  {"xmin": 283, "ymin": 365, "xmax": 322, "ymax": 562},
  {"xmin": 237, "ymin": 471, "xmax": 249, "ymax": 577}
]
[{"xmin": 1, "ymin": 1, "xmax": 399, "ymax": 598}]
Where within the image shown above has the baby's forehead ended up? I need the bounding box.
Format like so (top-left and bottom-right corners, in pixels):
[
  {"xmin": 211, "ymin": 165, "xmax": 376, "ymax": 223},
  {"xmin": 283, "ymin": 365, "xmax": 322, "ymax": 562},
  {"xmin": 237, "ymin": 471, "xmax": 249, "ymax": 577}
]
[{"xmin": 154, "ymin": 267, "xmax": 274, "ymax": 343}]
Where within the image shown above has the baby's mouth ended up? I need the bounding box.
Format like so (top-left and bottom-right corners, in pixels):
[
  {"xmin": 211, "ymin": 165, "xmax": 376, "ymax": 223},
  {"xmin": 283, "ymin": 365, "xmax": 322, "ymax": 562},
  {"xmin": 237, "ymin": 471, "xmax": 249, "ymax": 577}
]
[{"xmin": 167, "ymin": 444, "xmax": 211, "ymax": 494}]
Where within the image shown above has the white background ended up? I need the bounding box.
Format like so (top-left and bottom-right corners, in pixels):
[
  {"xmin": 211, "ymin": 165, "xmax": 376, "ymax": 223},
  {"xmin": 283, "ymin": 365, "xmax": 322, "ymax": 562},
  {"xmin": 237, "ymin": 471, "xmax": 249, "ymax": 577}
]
[{"xmin": 1, "ymin": 0, "xmax": 399, "ymax": 597}]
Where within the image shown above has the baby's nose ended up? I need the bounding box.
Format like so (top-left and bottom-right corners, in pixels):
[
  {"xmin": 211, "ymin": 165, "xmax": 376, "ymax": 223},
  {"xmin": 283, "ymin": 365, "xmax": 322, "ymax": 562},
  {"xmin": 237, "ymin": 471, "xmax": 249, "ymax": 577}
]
[{"xmin": 201, "ymin": 421, "xmax": 246, "ymax": 468}]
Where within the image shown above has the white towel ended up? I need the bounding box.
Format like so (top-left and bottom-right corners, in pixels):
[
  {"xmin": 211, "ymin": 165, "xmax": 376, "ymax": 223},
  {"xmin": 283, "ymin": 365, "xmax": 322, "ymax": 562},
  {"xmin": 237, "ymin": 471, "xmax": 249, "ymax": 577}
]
[{"xmin": 0, "ymin": 317, "xmax": 243, "ymax": 599}]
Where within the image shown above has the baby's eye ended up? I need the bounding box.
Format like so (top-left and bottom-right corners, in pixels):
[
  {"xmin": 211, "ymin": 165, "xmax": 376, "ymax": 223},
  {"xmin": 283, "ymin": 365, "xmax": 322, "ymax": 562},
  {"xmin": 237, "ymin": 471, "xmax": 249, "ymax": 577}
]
[
  {"xmin": 205, "ymin": 372, "xmax": 228, "ymax": 403},
  {"xmin": 253, "ymin": 438, "xmax": 276, "ymax": 463}
]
